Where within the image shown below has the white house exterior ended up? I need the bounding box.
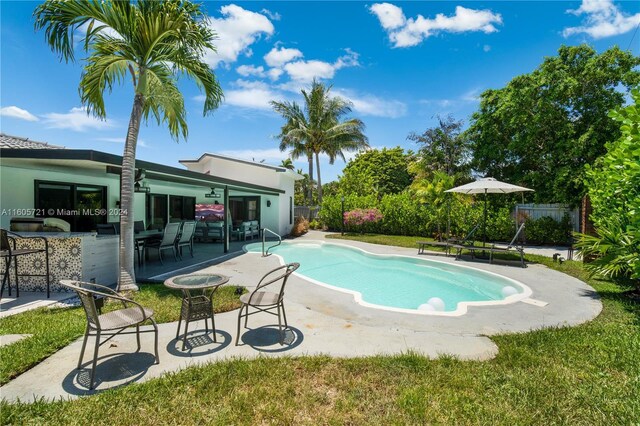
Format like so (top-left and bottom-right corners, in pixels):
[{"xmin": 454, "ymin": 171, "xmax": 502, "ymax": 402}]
[{"xmin": 180, "ymin": 153, "xmax": 300, "ymax": 237}]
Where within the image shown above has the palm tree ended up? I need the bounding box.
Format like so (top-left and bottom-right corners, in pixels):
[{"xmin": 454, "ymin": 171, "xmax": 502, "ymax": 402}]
[
  {"xmin": 35, "ymin": 0, "xmax": 223, "ymax": 291},
  {"xmin": 272, "ymin": 80, "xmax": 368, "ymax": 205},
  {"xmin": 280, "ymin": 158, "xmax": 295, "ymax": 170}
]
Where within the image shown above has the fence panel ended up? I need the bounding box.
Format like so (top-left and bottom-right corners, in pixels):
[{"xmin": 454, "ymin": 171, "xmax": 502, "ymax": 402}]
[
  {"xmin": 294, "ymin": 206, "xmax": 320, "ymax": 220},
  {"xmin": 515, "ymin": 203, "xmax": 580, "ymax": 232}
]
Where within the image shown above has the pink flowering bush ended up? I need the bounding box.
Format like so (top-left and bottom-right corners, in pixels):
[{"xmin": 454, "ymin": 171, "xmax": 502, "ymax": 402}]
[{"xmin": 343, "ymin": 208, "xmax": 383, "ymax": 233}]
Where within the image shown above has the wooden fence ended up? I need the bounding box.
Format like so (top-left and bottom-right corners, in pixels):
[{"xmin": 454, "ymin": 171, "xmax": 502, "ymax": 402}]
[
  {"xmin": 294, "ymin": 206, "xmax": 320, "ymax": 220},
  {"xmin": 515, "ymin": 203, "xmax": 580, "ymax": 232}
]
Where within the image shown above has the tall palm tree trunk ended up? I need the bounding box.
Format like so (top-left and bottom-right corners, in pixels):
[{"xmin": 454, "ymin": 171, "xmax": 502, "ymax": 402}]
[
  {"xmin": 315, "ymin": 152, "xmax": 323, "ymax": 205},
  {"xmin": 118, "ymin": 92, "xmax": 144, "ymax": 291},
  {"xmin": 307, "ymin": 154, "xmax": 314, "ymax": 206}
]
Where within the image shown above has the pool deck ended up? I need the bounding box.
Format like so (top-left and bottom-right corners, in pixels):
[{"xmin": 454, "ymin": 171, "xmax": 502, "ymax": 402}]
[{"xmin": 0, "ymin": 231, "xmax": 602, "ymax": 403}]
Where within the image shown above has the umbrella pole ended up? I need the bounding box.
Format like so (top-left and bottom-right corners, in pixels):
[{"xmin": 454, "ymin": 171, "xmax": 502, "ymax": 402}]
[{"xmin": 483, "ymin": 189, "xmax": 487, "ymax": 250}]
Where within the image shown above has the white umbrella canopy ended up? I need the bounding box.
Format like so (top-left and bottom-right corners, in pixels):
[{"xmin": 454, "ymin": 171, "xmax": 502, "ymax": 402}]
[
  {"xmin": 445, "ymin": 177, "xmax": 534, "ymax": 247},
  {"xmin": 444, "ymin": 177, "xmax": 534, "ymax": 194}
]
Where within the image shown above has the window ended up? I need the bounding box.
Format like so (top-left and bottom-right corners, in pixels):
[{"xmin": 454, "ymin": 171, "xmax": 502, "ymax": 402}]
[
  {"xmin": 169, "ymin": 195, "xmax": 195, "ymax": 222},
  {"xmin": 289, "ymin": 196, "xmax": 293, "ymax": 225},
  {"xmin": 35, "ymin": 181, "xmax": 107, "ymax": 232}
]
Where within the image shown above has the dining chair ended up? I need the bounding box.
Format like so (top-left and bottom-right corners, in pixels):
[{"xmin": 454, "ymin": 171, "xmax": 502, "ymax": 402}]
[
  {"xmin": 236, "ymin": 262, "xmax": 300, "ymax": 346},
  {"xmin": 145, "ymin": 222, "xmax": 180, "ymax": 264},
  {"xmin": 59, "ymin": 280, "xmax": 159, "ymax": 390},
  {"xmin": 176, "ymin": 221, "xmax": 196, "ymax": 259}
]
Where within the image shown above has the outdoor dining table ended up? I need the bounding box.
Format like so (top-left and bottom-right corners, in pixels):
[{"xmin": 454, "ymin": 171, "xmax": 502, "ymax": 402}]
[{"xmin": 164, "ymin": 273, "xmax": 229, "ymax": 350}]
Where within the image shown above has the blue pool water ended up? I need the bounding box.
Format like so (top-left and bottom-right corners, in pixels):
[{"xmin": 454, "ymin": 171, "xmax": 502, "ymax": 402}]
[{"xmin": 246, "ymin": 241, "xmax": 527, "ymax": 314}]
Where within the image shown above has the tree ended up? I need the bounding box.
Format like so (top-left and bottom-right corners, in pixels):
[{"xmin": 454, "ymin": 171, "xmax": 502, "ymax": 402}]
[
  {"xmin": 577, "ymin": 88, "xmax": 640, "ymax": 285},
  {"xmin": 466, "ymin": 45, "xmax": 640, "ymax": 205},
  {"xmin": 294, "ymin": 168, "xmax": 315, "ymax": 206},
  {"xmin": 35, "ymin": 0, "xmax": 223, "ymax": 290},
  {"xmin": 272, "ymin": 80, "xmax": 368, "ymax": 205},
  {"xmin": 407, "ymin": 115, "xmax": 470, "ymax": 180},
  {"xmin": 410, "ymin": 171, "xmax": 456, "ymax": 240},
  {"xmin": 338, "ymin": 147, "xmax": 414, "ymax": 197},
  {"xmin": 280, "ymin": 158, "xmax": 295, "ymax": 170}
]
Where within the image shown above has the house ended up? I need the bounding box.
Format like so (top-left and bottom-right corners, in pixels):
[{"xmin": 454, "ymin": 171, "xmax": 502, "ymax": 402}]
[
  {"xmin": 0, "ymin": 133, "xmax": 299, "ymax": 238},
  {"xmin": 1, "ymin": 133, "xmax": 300, "ymax": 290}
]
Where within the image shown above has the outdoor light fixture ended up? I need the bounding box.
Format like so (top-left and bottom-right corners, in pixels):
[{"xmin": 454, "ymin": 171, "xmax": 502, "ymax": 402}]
[
  {"xmin": 134, "ymin": 169, "xmax": 150, "ymax": 193},
  {"xmin": 134, "ymin": 181, "xmax": 150, "ymax": 193},
  {"xmin": 205, "ymin": 187, "xmax": 221, "ymax": 198},
  {"xmin": 266, "ymin": 200, "xmax": 272, "ymax": 207}
]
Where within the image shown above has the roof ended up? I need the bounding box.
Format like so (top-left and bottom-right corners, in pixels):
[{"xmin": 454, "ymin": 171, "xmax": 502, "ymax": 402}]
[
  {"xmin": 0, "ymin": 148, "xmax": 284, "ymax": 195},
  {"xmin": 0, "ymin": 133, "xmax": 65, "ymax": 149},
  {"xmin": 180, "ymin": 152, "xmax": 287, "ymax": 172}
]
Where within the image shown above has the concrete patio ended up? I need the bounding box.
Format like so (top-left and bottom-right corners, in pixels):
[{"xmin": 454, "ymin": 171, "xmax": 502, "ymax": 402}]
[{"xmin": 0, "ymin": 231, "xmax": 602, "ymax": 403}]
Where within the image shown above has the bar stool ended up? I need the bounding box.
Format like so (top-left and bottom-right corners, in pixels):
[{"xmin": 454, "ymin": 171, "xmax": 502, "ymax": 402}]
[{"xmin": 0, "ymin": 229, "xmax": 51, "ymax": 299}]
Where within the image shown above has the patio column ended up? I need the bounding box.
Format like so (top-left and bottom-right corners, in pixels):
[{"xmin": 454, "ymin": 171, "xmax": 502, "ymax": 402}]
[{"xmin": 224, "ymin": 185, "xmax": 229, "ymax": 254}]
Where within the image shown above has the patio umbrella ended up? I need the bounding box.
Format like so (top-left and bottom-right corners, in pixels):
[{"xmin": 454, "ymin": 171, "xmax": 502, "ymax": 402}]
[{"xmin": 445, "ymin": 177, "xmax": 534, "ymax": 247}]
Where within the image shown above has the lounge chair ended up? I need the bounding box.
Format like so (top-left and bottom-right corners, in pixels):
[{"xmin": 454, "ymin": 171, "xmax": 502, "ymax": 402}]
[
  {"xmin": 236, "ymin": 263, "xmax": 300, "ymax": 346},
  {"xmin": 417, "ymin": 224, "xmax": 479, "ymax": 256},
  {"xmin": 60, "ymin": 280, "xmax": 159, "ymax": 390},
  {"xmin": 455, "ymin": 222, "xmax": 527, "ymax": 267}
]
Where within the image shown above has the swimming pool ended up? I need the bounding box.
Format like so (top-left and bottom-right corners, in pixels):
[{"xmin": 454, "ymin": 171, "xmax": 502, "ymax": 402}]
[{"xmin": 245, "ymin": 241, "xmax": 531, "ymax": 316}]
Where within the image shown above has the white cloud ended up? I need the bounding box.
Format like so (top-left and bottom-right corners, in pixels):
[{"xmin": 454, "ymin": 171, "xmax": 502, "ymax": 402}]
[
  {"xmin": 334, "ymin": 89, "xmax": 407, "ymax": 118},
  {"xmin": 260, "ymin": 8, "xmax": 281, "ymax": 21},
  {"xmin": 563, "ymin": 0, "xmax": 640, "ymax": 39},
  {"xmin": 267, "ymin": 68, "xmax": 284, "ymax": 81},
  {"xmin": 283, "ymin": 49, "xmax": 359, "ymax": 83},
  {"xmin": 198, "ymin": 79, "xmax": 284, "ymax": 110},
  {"xmin": 203, "ymin": 5, "xmax": 274, "ymax": 68},
  {"xmin": 483, "ymin": 44, "xmax": 491, "ymax": 52},
  {"xmin": 42, "ymin": 107, "xmax": 114, "ymax": 132},
  {"xmin": 369, "ymin": 3, "xmax": 405, "ymax": 30},
  {"xmin": 0, "ymin": 106, "xmax": 39, "ymax": 122},
  {"xmin": 236, "ymin": 64, "xmax": 266, "ymax": 77},
  {"xmin": 264, "ymin": 46, "xmax": 304, "ymax": 67},
  {"xmin": 96, "ymin": 137, "xmax": 149, "ymax": 148},
  {"xmin": 369, "ymin": 3, "xmax": 503, "ymax": 48}
]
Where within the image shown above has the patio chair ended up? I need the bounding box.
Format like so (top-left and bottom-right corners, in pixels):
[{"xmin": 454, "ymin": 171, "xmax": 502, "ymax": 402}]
[
  {"xmin": 96, "ymin": 223, "xmax": 117, "ymax": 235},
  {"xmin": 456, "ymin": 222, "xmax": 527, "ymax": 267},
  {"xmin": 145, "ymin": 222, "xmax": 180, "ymax": 264},
  {"xmin": 0, "ymin": 229, "xmax": 50, "ymax": 299},
  {"xmin": 177, "ymin": 221, "xmax": 196, "ymax": 259},
  {"xmin": 417, "ymin": 223, "xmax": 479, "ymax": 256},
  {"xmin": 59, "ymin": 280, "xmax": 159, "ymax": 390},
  {"xmin": 235, "ymin": 262, "xmax": 300, "ymax": 346}
]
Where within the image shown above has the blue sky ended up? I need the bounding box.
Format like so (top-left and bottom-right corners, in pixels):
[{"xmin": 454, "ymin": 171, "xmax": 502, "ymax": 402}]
[{"xmin": 1, "ymin": 1, "xmax": 639, "ymax": 182}]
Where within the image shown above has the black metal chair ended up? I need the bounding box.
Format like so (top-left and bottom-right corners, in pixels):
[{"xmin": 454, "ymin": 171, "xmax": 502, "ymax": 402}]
[
  {"xmin": 59, "ymin": 280, "xmax": 159, "ymax": 390},
  {"xmin": 1, "ymin": 229, "xmax": 50, "ymax": 299},
  {"xmin": 236, "ymin": 263, "xmax": 300, "ymax": 346},
  {"xmin": 96, "ymin": 224, "xmax": 117, "ymax": 235}
]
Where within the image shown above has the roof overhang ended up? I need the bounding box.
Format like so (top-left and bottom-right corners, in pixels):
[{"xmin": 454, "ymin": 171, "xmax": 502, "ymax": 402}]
[{"xmin": 1, "ymin": 149, "xmax": 285, "ymax": 195}]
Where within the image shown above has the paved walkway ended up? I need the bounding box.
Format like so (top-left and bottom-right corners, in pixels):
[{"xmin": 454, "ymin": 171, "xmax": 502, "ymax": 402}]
[{"xmin": 0, "ymin": 231, "xmax": 602, "ymax": 403}]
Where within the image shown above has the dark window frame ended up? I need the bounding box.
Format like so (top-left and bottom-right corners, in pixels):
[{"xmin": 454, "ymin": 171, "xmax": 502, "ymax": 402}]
[{"xmin": 34, "ymin": 180, "xmax": 108, "ymax": 231}]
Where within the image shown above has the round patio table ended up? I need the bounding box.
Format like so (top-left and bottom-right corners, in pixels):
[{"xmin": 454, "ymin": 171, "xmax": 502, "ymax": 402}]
[{"xmin": 164, "ymin": 273, "xmax": 229, "ymax": 350}]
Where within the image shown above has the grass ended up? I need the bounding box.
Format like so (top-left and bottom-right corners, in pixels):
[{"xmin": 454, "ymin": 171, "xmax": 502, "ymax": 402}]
[
  {"xmin": 0, "ymin": 283, "xmax": 244, "ymax": 385},
  {"xmin": 1, "ymin": 234, "xmax": 639, "ymax": 424}
]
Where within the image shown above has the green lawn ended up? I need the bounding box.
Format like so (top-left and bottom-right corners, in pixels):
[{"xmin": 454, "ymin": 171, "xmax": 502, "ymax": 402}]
[
  {"xmin": 1, "ymin": 235, "xmax": 639, "ymax": 424},
  {"xmin": 0, "ymin": 284, "xmax": 244, "ymax": 385}
]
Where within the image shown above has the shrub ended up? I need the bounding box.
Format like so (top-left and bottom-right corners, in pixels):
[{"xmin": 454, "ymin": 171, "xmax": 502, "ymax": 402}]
[
  {"xmin": 343, "ymin": 208, "xmax": 383, "ymax": 233},
  {"xmin": 524, "ymin": 214, "xmax": 572, "ymax": 245},
  {"xmin": 290, "ymin": 216, "xmax": 309, "ymax": 237}
]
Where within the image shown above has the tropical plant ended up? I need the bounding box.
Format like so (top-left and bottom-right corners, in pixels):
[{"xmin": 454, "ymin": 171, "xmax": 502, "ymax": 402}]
[
  {"xmin": 467, "ymin": 45, "xmax": 640, "ymax": 205},
  {"xmin": 279, "ymin": 158, "xmax": 295, "ymax": 170},
  {"xmin": 410, "ymin": 171, "xmax": 456, "ymax": 240},
  {"xmin": 272, "ymin": 80, "xmax": 368, "ymax": 205},
  {"xmin": 35, "ymin": 0, "xmax": 223, "ymax": 290},
  {"xmin": 577, "ymin": 87, "xmax": 640, "ymax": 286}
]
